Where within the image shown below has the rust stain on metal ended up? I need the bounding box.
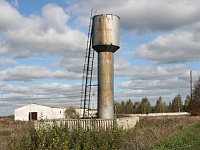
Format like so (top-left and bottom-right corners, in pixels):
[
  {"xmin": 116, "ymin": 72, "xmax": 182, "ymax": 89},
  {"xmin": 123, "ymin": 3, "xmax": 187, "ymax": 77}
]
[{"xmin": 97, "ymin": 16, "xmax": 112, "ymax": 45}]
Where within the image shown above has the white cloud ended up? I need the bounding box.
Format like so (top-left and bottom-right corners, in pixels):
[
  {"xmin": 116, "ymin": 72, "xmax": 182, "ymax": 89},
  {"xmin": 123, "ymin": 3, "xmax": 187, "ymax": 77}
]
[
  {"xmin": 67, "ymin": 0, "xmax": 200, "ymax": 33},
  {"xmin": 1, "ymin": 0, "xmax": 200, "ymax": 115},
  {"xmin": 115, "ymin": 63, "xmax": 190, "ymax": 80},
  {"xmin": 0, "ymin": 82, "xmax": 83, "ymax": 115},
  {"xmin": 114, "ymin": 57, "xmax": 130, "ymax": 71},
  {"xmin": 2, "ymin": 84, "xmax": 29, "ymax": 93},
  {"xmin": 133, "ymin": 32, "xmax": 200, "ymax": 63},
  {"xmin": 0, "ymin": 0, "xmax": 86, "ymax": 58},
  {"xmin": 0, "ymin": 66, "xmax": 83, "ymax": 81},
  {"xmin": 0, "ymin": 59, "xmax": 17, "ymax": 67},
  {"xmin": 0, "ymin": 81, "xmax": 5, "ymax": 87},
  {"xmin": 115, "ymin": 64, "xmax": 200, "ymax": 105},
  {"xmin": 0, "ymin": 0, "xmax": 22, "ymax": 31},
  {"xmin": 37, "ymin": 83, "xmax": 74, "ymax": 92},
  {"xmin": 66, "ymin": 0, "xmax": 200, "ymax": 65},
  {"xmin": 120, "ymin": 78, "xmax": 187, "ymax": 90},
  {"xmin": 53, "ymin": 70, "xmax": 82, "ymax": 79},
  {"xmin": 42, "ymin": 4, "xmax": 70, "ymax": 33},
  {"xmin": 0, "ymin": 66, "xmax": 51, "ymax": 81}
]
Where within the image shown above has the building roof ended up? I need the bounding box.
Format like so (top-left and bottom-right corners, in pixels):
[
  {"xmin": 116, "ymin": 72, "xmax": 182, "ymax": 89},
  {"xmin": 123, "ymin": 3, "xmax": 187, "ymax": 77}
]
[{"xmin": 31, "ymin": 103, "xmax": 81, "ymax": 109}]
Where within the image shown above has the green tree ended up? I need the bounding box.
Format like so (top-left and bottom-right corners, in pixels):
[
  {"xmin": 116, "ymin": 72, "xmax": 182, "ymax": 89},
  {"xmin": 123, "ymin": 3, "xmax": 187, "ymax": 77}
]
[
  {"xmin": 189, "ymin": 77, "xmax": 200, "ymax": 112},
  {"xmin": 183, "ymin": 95, "xmax": 190, "ymax": 112},
  {"xmin": 171, "ymin": 94, "xmax": 183, "ymax": 112},
  {"xmin": 133, "ymin": 101, "xmax": 140, "ymax": 114},
  {"xmin": 121, "ymin": 100, "xmax": 126, "ymax": 114},
  {"xmin": 167, "ymin": 102, "xmax": 172, "ymax": 112},
  {"xmin": 115, "ymin": 100, "xmax": 126, "ymax": 114},
  {"xmin": 114, "ymin": 101, "xmax": 120, "ymax": 114},
  {"xmin": 65, "ymin": 106, "xmax": 79, "ymax": 119},
  {"xmin": 154, "ymin": 96, "xmax": 165, "ymax": 113},
  {"xmin": 125, "ymin": 99, "xmax": 134, "ymax": 114},
  {"xmin": 138, "ymin": 97, "xmax": 152, "ymax": 114}
]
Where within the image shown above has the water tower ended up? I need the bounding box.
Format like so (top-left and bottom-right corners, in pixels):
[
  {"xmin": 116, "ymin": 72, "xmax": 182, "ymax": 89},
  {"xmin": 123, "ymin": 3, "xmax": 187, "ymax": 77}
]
[{"xmin": 92, "ymin": 14, "xmax": 120, "ymax": 119}]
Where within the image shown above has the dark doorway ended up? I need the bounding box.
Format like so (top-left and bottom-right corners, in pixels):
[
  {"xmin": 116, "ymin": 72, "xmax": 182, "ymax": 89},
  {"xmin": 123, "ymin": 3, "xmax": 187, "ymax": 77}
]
[{"xmin": 29, "ymin": 112, "xmax": 37, "ymax": 121}]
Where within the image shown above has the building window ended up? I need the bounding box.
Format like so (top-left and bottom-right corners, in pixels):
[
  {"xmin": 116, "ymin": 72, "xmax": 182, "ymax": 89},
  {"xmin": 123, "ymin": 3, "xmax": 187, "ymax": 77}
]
[{"xmin": 60, "ymin": 111, "xmax": 61, "ymax": 114}]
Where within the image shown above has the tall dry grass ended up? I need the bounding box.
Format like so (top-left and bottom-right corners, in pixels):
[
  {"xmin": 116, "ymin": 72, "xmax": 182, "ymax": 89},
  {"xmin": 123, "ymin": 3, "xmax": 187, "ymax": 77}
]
[
  {"xmin": 121, "ymin": 116, "xmax": 200, "ymax": 150},
  {"xmin": 0, "ymin": 121, "xmax": 31, "ymax": 150}
]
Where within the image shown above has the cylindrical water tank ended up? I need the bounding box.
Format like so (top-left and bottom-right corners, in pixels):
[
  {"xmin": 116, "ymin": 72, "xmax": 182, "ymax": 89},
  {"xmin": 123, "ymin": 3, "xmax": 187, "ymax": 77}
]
[
  {"xmin": 92, "ymin": 14, "xmax": 120, "ymax": 53},
  {"xmin": 92, "ymin": 14, "xmax": 120, "ymax": 119}
]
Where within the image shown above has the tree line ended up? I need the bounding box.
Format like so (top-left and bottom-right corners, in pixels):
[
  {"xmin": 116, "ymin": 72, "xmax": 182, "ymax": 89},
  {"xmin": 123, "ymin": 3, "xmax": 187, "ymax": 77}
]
[
  {"xmin": 116, "ymin": 76, "xmax": 200, "ymax": 115},
  {"xmin": 115, "ymin": 94, "xmax": 190, "ymax": 114}
]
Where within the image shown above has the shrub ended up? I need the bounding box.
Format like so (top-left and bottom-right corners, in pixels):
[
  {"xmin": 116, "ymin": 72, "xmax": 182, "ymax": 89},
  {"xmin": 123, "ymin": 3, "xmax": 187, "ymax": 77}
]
[{"xmin": 9, "ymin": 120, "xmax": 125, "ymax": 150}]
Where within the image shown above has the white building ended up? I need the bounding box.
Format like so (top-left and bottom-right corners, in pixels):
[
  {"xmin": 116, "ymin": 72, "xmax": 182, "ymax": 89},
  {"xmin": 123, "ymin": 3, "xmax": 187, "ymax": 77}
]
[{"xmin": 14, "ymin": 103, "xmax": 83, "ymax": 121}]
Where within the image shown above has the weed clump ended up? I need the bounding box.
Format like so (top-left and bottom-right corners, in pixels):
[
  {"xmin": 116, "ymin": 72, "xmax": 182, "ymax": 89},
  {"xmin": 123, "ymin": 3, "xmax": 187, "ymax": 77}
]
[{"xmin": 8, "ymin": 120, "xmax": 125, "ymax": 150}]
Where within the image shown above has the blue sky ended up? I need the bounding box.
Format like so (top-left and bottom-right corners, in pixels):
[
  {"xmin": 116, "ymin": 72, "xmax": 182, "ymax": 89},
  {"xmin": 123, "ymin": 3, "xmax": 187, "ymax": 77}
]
[{"xmin": 1, "ymin": 0, "xmax": 200, "ymax": 116}]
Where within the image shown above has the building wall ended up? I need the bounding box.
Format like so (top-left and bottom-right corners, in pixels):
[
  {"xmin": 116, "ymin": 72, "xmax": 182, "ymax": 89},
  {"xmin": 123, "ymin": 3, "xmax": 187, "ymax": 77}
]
[
  {"xmin": 15, "ymin": 104, "xmax": 65, "ymax": 121},
  {"xmin": 117, "ymin": 117, "xmax": 140, "ymax": 130},
  {"xmin": 75, "ymin": 109, "xmax": 97, "ymax": 118}
]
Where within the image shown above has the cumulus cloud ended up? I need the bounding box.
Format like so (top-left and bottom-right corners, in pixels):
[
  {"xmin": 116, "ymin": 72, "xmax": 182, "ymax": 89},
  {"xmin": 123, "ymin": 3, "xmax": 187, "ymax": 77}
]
[
  {"xmin": 0, "ymin": 82, "xmax": 83, "ymax": 115},
  {"xmin": 0, "ymin": 0, "xmax": 86, "ymax": 59},
  {"xmin": 133, "ymin": 32, "xmax": 200, "ymax": 63},
  {"xmin": 67, "ymin": 0, "xmax": 200, "ymax": 33},
  {"xmin": 42, "ymin": 4, "xmax": 70, "ymax": 33},
  {"xmin": 120, "ymin": 78, "xmax": 188, "ymax": 90},
  {"xmin": 0, "ymin": 81, "xmax": 6, "ymax": 87},
  {"xmin": 114, "ymin": 57, "xmax": 130, "ymax": 71},
  {"xmin": 116, "ymin": 65, "xmax": 200, "ymax": 105},
  {"xmin": 115, "ymin": 63, "xmax": 190, "ymax": 80},
  {"xmin": 65, "ymin": 0, "xmax": 200, "ymax": 64},
  {"xmin": 0, "ymin": 58, "xmax": 17, "ymax": 67},
  {"xmin": 1, "ymin": 84, "xmax": 29, "ymax": 93},
  {"xmin": 0, "ymin": 66, "xmax": 51, "ymax": 81},
  {"xmin": 1, "ymin": 0, "xmax": 200, "ymax": 115},
  {"xmin": 0, "ymin": 82, "xmax": 81, "ymax": 100},
  {"xmin": 0, "ymin": 66, "xmax": 82, "ymax": 81}
]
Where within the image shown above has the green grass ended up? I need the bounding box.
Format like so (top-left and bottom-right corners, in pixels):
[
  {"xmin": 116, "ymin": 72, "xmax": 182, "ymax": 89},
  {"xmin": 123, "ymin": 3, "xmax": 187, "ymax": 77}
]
[{"xmin": 151, "ymin": 123, "xmax": 200, "ymax": 150}]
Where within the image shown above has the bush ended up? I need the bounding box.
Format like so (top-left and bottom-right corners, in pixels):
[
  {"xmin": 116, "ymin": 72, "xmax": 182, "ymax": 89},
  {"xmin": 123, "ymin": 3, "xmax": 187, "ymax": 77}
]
[
  {"xmin": 9, "ymin": 120, "xmax": 125, "ymax": 150},
  {"xmin": 65, "ymin": 106, "xmax": 80, "ymax": 119}
]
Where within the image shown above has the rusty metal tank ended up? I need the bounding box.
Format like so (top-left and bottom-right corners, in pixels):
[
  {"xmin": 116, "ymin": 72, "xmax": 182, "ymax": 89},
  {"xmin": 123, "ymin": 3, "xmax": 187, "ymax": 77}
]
[
  {"xmin": 92, "ymin": 14, "xmax": 120, "ymax": 53},
  {"xmin": 92, "ymin": 14, "xmax": 120, "ymax": 119}
]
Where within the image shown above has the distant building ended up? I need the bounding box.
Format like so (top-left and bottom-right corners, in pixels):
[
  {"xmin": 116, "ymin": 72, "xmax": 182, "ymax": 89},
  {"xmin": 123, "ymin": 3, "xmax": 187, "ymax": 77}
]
[{"xmin": 14, "ymin": 103, "xmax": 85, "ymax": 121}]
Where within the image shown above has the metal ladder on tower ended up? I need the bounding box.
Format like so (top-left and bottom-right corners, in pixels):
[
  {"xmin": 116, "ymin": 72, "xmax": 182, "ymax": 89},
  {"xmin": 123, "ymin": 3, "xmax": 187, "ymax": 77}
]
[{"xmin": 80, "ymin": 10, "xmax": 95, "ymax": 118}]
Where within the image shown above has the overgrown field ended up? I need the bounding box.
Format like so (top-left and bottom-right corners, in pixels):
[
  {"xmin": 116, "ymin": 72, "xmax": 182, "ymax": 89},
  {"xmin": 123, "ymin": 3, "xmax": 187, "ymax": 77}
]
[
  {"xmin": 1, "ymin": 116, "xmax": 200, "ymax": 150},
  {"xmin": 151, "ymin": 123, "xmax": 200, "ymax": 150},
  {"xmin": 121, "ymin": 116, "xmax": 200, "ymax": 149},
  {"xmin": 0, "ymin": 121, "xmax": 30, "ymax": 150}
]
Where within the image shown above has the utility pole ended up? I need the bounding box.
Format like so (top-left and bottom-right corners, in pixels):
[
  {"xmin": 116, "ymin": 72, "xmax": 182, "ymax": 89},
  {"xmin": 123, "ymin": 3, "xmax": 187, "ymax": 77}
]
[
  {"xmin": 190, "ymin": 70, "xmax": 192, "ymax": 101},
  {"xmin": 91, "ymin": 91, "xmax": 96, "ymax": 109}
]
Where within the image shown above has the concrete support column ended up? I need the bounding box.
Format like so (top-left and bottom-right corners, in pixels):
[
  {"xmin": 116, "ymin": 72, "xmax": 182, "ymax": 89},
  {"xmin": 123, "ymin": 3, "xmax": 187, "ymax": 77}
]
[{"xmin": 98, "ymin": 52, "xmax": 114, "ymax": 119}]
